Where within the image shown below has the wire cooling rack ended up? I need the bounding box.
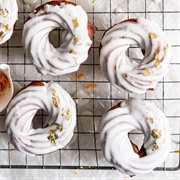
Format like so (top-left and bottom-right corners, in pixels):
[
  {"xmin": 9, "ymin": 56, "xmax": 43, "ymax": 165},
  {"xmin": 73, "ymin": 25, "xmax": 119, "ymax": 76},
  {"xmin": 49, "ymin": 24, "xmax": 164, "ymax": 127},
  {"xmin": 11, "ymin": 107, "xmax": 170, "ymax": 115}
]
[{"xmin": 0, "ymin": 0, "xmax": 180, "ymax": 172}]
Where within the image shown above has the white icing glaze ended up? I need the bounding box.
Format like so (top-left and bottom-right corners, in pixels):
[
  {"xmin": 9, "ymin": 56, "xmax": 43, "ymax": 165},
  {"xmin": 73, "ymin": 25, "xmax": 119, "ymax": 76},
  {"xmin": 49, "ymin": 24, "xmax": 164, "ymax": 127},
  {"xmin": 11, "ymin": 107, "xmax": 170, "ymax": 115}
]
[
  {"xmin": 100, "ymin": 98, "xmax": 171, "ymax": 175},
  {"xmin": 100, "ymin": 18, "xmax": 171, "ymax": 94},
  {"xmin": 0, "ymin": 0, "xmax": 18, "ymax": 44},
  {"xmin": 5, "ymin": 82, "xmax": 76, "ymax": 156},
  {"xmin": 22, "ymin": 2, "xmax": 92, "ymax": 76}
]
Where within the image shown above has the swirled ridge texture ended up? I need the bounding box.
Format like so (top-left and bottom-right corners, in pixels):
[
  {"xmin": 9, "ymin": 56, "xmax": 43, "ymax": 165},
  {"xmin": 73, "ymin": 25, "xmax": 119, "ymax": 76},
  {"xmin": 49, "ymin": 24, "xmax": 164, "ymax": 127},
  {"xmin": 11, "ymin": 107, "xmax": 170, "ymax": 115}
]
[
  {"xmin": 5, "ymin": 82, "xmax": 76, "ymax": 156},
  {"xmin": 100, "ymin": 18, "xmax": 171, "ymax": 94},
  {"xmin": 0, "ymin": 0, "xmax": 18, "ymax": 44},
  {"xmin": 100, "ymin": 98, "xmax": 171, "ymax": 175},
  {"xmin": 23, "ymin": 1, "xmax": 92, "ymax": 75}
]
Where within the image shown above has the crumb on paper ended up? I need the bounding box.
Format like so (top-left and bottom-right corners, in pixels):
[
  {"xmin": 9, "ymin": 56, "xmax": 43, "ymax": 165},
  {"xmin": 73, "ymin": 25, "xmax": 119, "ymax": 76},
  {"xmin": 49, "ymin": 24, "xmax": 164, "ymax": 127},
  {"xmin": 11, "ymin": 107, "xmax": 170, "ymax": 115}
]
[
  {"xmin": 174, "ymin": 150, "xmax": 180, "ymax": 153},
  {"xmin": 74, "ymin": 171, "xmax": 80, "ymax": 176},
  {"xmin": 92, "ymin": 0, "xmax": 96, "ymax": 7},
  {"xmin": 86, "ymin": 83, "xmax": 99, "ymax": 90},
  {"xmin": 114, "ymin": 6, "xmax": 123, "ymax": 14},
  {"xmin": 9, "ymin": 149, "xmax": 14, "ymax": 153},
  {"xmin": 72, "ymin": 73, "xmax": 85, "ymax": 81}
]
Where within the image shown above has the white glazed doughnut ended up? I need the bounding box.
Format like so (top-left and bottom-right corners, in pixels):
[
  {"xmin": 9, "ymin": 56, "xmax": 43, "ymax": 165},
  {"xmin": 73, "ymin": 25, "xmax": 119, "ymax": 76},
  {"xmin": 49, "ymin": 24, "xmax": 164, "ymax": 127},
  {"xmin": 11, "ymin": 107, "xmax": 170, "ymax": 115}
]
[
  {"xmin": 5, "ymin": 81, "xmax": 76, "ymax": 156},
  {"xmin": 100, "ymin": 18, "xmax": 171, "ymax": 94},
  {"xmin": 100, "ymin": 98, "xmax": 171, "ymax": 175},
  {"xmin": 0, "ymin": 0, "xmax": 18, "ymax": 45},
  {"xmin": 22, "ymin": 0, "xmax": 95, "ymax": 76}
]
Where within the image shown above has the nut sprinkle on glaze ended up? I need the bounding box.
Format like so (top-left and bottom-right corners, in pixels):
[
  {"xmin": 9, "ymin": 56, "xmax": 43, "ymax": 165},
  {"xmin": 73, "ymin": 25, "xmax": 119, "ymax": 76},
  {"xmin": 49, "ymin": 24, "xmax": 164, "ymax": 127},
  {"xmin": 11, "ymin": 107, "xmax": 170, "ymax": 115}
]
[
  {"xmin": 22, "ymin": 1, "xmax": 96, "ymax": 76},
  {"xmin": 99, "ymin": 17, "xmax": 171, "ymax": 94},
  {"xmin": 100, "ymin": 98, "xmax": 171, "ymax": 175},
  {"xmin": 0, "ymin": 0, "xmax": 18, "ymax": 44},
  {"xmin": 5, "ymin": 82, "xmax": 76, "ymax": 156}
]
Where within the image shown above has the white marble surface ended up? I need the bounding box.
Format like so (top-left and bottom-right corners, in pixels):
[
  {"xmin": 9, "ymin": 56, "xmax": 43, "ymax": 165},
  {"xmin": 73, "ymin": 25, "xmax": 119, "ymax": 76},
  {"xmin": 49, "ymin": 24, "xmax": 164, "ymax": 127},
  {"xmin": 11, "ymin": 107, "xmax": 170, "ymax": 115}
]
[
  {"xmin": 0, "ymin": 0, "xmax": 180, "ymax": 179},
  {"xmin": 0, "ymin": 169, "xmax": 180, "ymax": 179}
]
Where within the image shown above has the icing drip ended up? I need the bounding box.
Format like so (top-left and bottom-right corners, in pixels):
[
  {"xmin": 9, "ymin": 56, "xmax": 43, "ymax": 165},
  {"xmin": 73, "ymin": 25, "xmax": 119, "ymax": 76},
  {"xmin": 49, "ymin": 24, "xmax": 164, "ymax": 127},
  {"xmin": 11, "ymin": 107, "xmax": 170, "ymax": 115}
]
[
  {"xmin": 100, "ymin": 98, "xmax": 171, "ymax": 175},
  {"xmin": 5, "ymin": 82, "xmax": 76, "ymax": 156},
  {"xmin": 100, "ymin": 18, "xmax": 171, "ymax": 94},
  {"xmin": 22, "ymin": 1, "xmax": 94, "ymax": 76},
  {"xmin": 0, "ymin": 0, "xmax": 18, "ymax": 44}
]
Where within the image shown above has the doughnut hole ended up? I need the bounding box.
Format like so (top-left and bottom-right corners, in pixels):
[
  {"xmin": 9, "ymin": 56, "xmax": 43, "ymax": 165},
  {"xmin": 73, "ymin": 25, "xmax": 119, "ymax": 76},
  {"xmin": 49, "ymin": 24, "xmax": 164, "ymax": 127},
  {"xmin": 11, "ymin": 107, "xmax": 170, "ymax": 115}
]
[
  {"xmin": 49, "ymin": 29, "xmax": 62, "ymax": 48},
  {"xmin": 125, "ymin": 45, "xmax": 145, "ymax": 65},
  {"xmin": 32, "ymin": 109, "xmax": 49, "ymax": 129},
  {"xmin": 128, "ymin": 129, "xmax": 146, "ymax": 157},
  {"xmin": 49, "ymin": 27, "xmax": 73, "ymax": 49}
]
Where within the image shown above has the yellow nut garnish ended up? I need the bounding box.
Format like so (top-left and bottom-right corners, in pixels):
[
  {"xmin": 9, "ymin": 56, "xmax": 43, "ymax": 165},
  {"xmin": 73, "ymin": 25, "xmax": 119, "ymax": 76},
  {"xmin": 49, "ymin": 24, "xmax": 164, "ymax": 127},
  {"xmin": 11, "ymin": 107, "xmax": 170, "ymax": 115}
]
[
  {"xmin": 0, "ymin": 31, "xmax": 4, "ymax": 37},
  {"xmin": 143, "ymin": 68, "xmax": 152, "ymax": 76},
  {"xmin": 51, "ymin": 88, "xmax": 56, "ymax": 96},
  {"xmin": 70, "ymin": 50, "xmax": 78, "ymax": 54},
  {"xmin": 151, "ymin": 143, "xmax": 159, "ymax": 151},
  {"xmin": 156, "ymin": 61, "xmax": 162, "ymax": 70},
  {"xmin": 0, "ymin": 31, "xmax": 5, "ymax": 41},
  {"xmin": 72, "ymin": 17, "xmax": 79, "ymax": 28},
  {"xmin": 74, "ymin": 37, "xmax": 81, "ymax": 44},
  {"xmin": 152, "ymin": 129, "xmax": 162, "ymax": 139},
  {"xmin": 1, "ymin": 8, "xmax": 9, "ymax": 18},
  {"xmin": 62, "ymin": 108, "xmax": 71, "ymax": 120},
  {"xmin": 54, "ymin": 123, "xmax": 64, "ymax": 132},
  {"xmin": 52, "ymin": 96, "xmax": 60, "ymax": 108},
  {"xmin": 47, "ymin": 131, "xmax": 58, "ymax": 146},
  {"xmin": 146, "ymin": 117, "xmax": 154, "ymax": 124},
  {"xmin": 154, "ymin": 51, "xmax": 162, "ymax": 70},
  {"xmin": 4, "ymin": 24, "xmax": 10, "ymax": 31},
  {"xmin": 73, "ymin": 57, "xmax": 78, "ymax": 65},
  {"xmin": 149, "ymin": 33, "xmax": 158, "ymax": 39}
]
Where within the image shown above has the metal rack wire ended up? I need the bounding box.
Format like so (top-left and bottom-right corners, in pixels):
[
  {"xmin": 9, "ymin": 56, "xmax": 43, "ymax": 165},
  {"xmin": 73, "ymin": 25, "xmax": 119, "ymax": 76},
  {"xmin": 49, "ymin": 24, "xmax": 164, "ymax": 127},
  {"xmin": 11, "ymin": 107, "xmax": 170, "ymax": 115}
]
[{"xmin": 0, "ymin": 0, "xmax": 180, "ymax": 171}]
